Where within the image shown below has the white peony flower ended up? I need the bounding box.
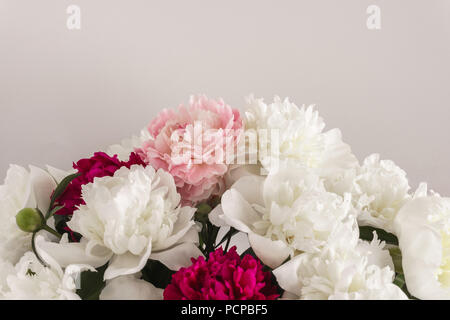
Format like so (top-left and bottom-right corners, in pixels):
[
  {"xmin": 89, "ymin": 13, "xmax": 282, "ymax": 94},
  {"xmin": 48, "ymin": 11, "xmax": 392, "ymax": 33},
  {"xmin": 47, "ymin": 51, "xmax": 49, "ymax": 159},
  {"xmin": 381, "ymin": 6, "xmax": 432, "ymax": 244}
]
[
  {"xmin": 348, "ymin": 154, "xmax": 413, "ymax": 233},
  {"xmin": 40, "ymin": 165, "xmax": 202, "ymax": 280},
  {"xmin": 106, "ymin": 129, "xmax": 151, "ymax": 161},
  {"xmin": 0, "ymin": 249, "xmax": 93, "ymax": 300},
  {"xmin": 210, "ymin": 166, "xmax": 357, "ymax": 268},
  {"xmin": 273, "ymin": 229, "xmax": 407, "ymax": 300},
  {"xmin": 100, "ymin": 274, "xmax": 163, "ymax": 300},
  {"xmin": 0, "ymin": 260, "xmax": 15, "ymax": 295},
  {"xmin": 0, "ymin": 165, "xmax": 56, "ymax": 264},
  {"xmin": 243, "ymin": 95, "xmax": 358, "ymax": 181},
  {"xmin": 394, "ymin": 196, "xmax": 450, "ymax": 299}
]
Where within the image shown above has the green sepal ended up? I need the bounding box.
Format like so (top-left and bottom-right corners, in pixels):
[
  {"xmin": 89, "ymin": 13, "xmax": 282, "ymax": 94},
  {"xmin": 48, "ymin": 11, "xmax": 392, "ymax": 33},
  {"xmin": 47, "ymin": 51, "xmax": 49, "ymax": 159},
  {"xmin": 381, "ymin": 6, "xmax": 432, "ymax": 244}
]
[{"xmin": 46, "ymin": 172, "xmax": 80, "ymax": 219}]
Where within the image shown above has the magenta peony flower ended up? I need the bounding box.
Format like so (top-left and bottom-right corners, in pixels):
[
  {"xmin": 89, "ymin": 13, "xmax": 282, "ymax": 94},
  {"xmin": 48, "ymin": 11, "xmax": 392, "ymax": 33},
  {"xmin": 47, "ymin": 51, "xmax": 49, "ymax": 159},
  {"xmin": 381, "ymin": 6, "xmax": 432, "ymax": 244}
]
[
  {"xmin": 163, "ymin": 247, "xmax": 279, "ymax": 300},
  {"xmin": 53, "ymin": 152, "xmax": 145, "ymax": 217},
  {"xmin": 136, "ymin": 95, "xmax": 243, "ymax": 205}
]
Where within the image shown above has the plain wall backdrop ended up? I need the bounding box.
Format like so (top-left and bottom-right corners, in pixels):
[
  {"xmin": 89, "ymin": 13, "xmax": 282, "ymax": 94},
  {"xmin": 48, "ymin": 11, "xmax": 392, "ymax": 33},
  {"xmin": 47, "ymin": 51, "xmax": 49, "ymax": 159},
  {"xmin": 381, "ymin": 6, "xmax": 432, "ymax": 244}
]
[{"xmin": 1, "ymin": 0, "xmax": 449, "ymax": 194}]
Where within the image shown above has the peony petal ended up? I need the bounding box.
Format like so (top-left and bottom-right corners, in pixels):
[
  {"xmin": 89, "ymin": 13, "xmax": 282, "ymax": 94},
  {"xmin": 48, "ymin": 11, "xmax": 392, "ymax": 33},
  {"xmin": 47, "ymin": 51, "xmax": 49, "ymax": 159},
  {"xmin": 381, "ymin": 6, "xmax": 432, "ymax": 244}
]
[
  {"xmin": 320, "ymin": 128, "xmax": 359, "ymax": 178},
  {"xmin": 273, "ymin": 254, "xmax": 305, "ymax": 298},
  {"xmin": 104, "ymin": 240, "xmax": 152, "ymax": 280},
  {"xmin": 224, "ymin": 164, "xmax": 262, "ymax": 189},
  {"xmin": 29, "ymin": 165, "xmax": 57, "ymax": 213},
  {"xmin": 230, "ymin": 175, "xmax": 265, "ymax": 207},
  {"xmin": 394, "ymin": 197, "xmax": 450, "ymax": 299},
  {"xmin": 248, "ymin": 233, "xmax": 290, "ymax": 269},
  {"xmin": 100, "ymin": 275, "xmax": 163, "ymax": 300},
  {"xmin": 36, "ymin": 234, "xmax": 112, "ymax": 269},
  {"xmin": 172, "ymin": 206, "xmax": 196, "ymax": 235},
  {"xmin": 209, "ymin": 205, "xmax": 228, "ymax": 227},
  {"xmin": 46, "ymin": 165, "xmax": 76, "ymax": 184},
  {"xmin": 227, "ymin": 230, "xmax": 250, "ymax": 255},
  {"xmin": 263, "ymin": 165, "xmax": 323, "ymax": 206},
  {"xmin": 221, "ymin": 189, "xmax": 261, "ymax": 234},
  {"xmin": 153, "ymin": 208, "xmax": 196, "ymax": 251},
  {"xmin": 150, "ymin": 242, "xmax": 203, "ymax": 270},
  {"xmin": 176, "ymin": 226, "xmax": 199, "ymax": 244},
  {"xmin": 62, "ymin": 264, "xmax": 97, "ymax": 292}
]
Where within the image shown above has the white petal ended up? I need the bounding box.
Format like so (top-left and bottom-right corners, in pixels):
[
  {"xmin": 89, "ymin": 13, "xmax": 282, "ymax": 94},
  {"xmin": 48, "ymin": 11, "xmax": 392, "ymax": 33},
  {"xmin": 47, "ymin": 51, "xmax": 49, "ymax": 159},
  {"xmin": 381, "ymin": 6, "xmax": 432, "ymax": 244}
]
[
  {"xmin": 224, "ymin": 164, "xmax": 261, "ymax": 189},
  {"xmin": 248, "ymin": 233, "xmax": 290, "ymax": 269},
  {"xmin": 320, "ymin": 128, "xmax": 358, "ymax": 178},
  {"xmin": 394, "ymin": 197, "xmax": 450, "ymax": 299},
  {"xmin": 273, "ymin": 255, "xmax": 304, "ymax": 297},
  {"xmin": 209, "ymin": 205, "xmax": 228, "ymax": 227},
  {"xmin": 46, "ymin": 165, "xmax": 76, "ymax": 184},
  {"xmin": 36, "ymin": 234, "xmax": 112, "ymax": 268},
  {"xmin": 62, "ymin": 264, "xmax": 96, "ymax": 292},
  {"xmin": 29, "ymin": 165, "xmax": 56, "ymax": 213},
  {"xmin": 100, "ymin": 275, "xmax": 163, "ymax": 300},
  {"xmin": 263, "ymin": 166, "xmax": 323, "ymax": 203},
  {"xmin": 104, "ymin": 240, "xmax": 152, "ymax": 280},
  {"xmin": 230, "ymin": 175, "xmax": 265, "ymax": 207},
  {"xmin": 150, "ymin": 242, "xmax": 203, "ymax": 270},
  {"xmin": 154, "ymin": 207, "xmax": 196, "ymax": 251},
  {"xmin": 221, "ymin": 189, "xmax": 261, "ymax": 234}
]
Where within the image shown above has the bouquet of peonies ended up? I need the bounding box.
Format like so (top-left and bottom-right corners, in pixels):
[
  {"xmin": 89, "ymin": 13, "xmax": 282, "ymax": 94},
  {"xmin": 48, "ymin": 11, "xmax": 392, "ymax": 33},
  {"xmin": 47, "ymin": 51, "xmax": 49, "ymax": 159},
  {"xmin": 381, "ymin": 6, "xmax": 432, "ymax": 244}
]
[{"xmin": 1, "ymin": 95, "xmax": 449, "ymax": 300}]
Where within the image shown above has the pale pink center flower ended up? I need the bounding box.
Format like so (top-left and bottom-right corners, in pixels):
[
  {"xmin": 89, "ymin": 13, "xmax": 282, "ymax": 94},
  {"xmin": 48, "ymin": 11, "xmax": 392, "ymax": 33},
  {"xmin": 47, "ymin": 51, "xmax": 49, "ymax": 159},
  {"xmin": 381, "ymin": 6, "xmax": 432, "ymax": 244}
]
[{"xmin": 137, "ymin": 95, "xmax": 243, "ymax": 205}]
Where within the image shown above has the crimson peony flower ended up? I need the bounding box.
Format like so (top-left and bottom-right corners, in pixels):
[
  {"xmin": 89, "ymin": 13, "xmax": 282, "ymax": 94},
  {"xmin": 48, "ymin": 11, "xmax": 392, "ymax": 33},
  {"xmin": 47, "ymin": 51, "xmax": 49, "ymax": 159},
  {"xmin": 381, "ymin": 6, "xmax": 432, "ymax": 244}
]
[
  {"xmin": 53, "ymin": 152, "xmax": 145, "ymax": 216},
  {"xmin": 163, "ymin": 247, "xmax": 279, "ymax": 300}
]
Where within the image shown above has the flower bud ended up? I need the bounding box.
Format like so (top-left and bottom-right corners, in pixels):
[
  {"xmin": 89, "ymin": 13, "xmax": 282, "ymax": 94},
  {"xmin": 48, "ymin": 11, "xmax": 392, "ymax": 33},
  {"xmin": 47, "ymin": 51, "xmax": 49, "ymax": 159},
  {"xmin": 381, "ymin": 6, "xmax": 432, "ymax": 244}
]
[
  {"xmin": 195, "ymin": 203, "xmax": 212, "ymax": 223},
  {"xmin": 196, "ymin": 203, "xmax": 212, "ymax": 215},
  {"xmin": 16, "ymin": 208, "xmax": 44, "ymax": 233}
]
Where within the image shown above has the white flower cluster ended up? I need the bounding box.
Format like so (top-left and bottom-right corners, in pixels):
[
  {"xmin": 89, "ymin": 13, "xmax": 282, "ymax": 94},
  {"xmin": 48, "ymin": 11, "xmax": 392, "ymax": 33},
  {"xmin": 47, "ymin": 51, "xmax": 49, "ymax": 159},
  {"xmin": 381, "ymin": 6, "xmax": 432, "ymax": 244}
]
[
  {"xmin": 0, "ymin": 165, "xmax": 56, "ymax": 264},
  {"xmin": 273, "ymin": 231, "xmax": 406, "ymax": 300},
  {"xmin": 213, "ymin": 95, "xmax": 450, "ymax": 300},
  {"xmin": 0, "ymin": 164, "xmax": 200, "ymax": 300},
  {"xmin": 1, "ymin": 94, "xmax": 449, "ymax": 300},
  {"xmin": 65, "ymin": 165, "xmax": 200, "ymax": 280},
  {"xmin": 243, "ymin": 95, "xmax": 358, "ymax": 182}
]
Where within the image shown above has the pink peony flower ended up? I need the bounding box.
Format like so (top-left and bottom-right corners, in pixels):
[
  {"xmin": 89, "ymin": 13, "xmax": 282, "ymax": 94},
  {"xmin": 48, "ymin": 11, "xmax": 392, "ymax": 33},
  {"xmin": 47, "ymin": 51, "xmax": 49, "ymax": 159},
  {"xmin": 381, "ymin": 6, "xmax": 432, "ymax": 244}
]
[
  {"xmin": 163, "ymin": 247, "xmax": 279, "ymax": 300},
  {"xmin": 136, "ymin": 95, "xmax": 243, "ymax": 205},
  {"xmin": 53, "ymin": 152, "xmax": 145, "ymax": 217}
]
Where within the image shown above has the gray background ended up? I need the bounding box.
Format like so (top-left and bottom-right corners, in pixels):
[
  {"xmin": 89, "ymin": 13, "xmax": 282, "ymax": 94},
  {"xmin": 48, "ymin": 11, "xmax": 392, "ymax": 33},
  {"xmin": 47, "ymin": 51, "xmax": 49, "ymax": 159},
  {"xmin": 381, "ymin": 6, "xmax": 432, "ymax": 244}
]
[{"xmin": 1, "ymin": 1, "xmax": 449, "ymax": 195}]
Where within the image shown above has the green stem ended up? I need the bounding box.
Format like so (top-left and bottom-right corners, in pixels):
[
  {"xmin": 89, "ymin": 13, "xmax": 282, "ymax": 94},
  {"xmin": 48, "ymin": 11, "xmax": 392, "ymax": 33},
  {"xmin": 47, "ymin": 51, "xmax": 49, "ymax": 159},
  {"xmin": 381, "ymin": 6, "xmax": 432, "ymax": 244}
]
[
  {"xmin": 42, "ymin": 224, "xmax": 62, "ymax": 239},
  {"xmin": 31, "ymin": 232, "xmax": 48, "ymax": 267},
  {"xmin": 215, "ymin": 227, "xmax": 238, "ymax": 249},
  {"xmin": 210, "ymin": 225, "xmax": 219, "ymax": 248},
  {"xmin": 224, "ymin": 233, "xmax": 232, "ymax": 252}
]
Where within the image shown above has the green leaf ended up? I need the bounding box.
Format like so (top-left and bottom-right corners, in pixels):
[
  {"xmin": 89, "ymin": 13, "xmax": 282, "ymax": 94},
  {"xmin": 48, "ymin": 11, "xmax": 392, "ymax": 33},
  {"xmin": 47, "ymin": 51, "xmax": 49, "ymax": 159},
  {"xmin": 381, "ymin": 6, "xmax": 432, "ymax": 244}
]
[
  {"xmin": 47, "ymin": 205, "xmax": 64, "ymax": 218},
  {"xmin": 359, "ymin": 226, "xmax": 398, "ymax": 245},
  {"xmin": 54, "ymin": 214, "xmax": 70, "ymax": 233},
  {"xmin": 76, "ymin": 264, "xmax": 107, "ymax": 300},
  {"xmin": 46, "ymin": 173, "xmax": 80, "ymax": 219},
  {"xmin": 141, "ymin": 259, "xmax": 175, "ymax": 289}
]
